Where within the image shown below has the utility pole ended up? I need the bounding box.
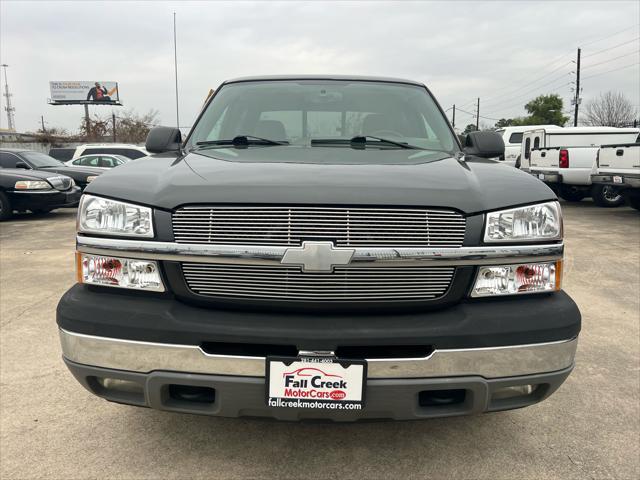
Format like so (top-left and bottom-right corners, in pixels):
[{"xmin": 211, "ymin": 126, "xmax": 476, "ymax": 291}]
[
  {"xmin": 41, "ymin": 115, "xmax": 46, "ymax": 133},
  {"xmin": 112, "ymin": 113, "xmax": 117, "ymax": 142},
  {"xmin": 173, "ymin": 12, "xmax": 180, "ymax": 129},
  {"xmin": 1, "ymin": 64, "xmax": 16, "ymax": 132},
  {"xmin": 573, "ymin": 48, "xmax": 581, "ymax": 127},
  {"xmin": 476, "ymin": 97, "xmax": 480, "ymax": 130},
  {"xmin": 452, "ymin": 104, "xmax": 456, "ymax": 128},
  {"xmin": 84, "ymin": 104, "xmax": 91, "ymax": 140}
]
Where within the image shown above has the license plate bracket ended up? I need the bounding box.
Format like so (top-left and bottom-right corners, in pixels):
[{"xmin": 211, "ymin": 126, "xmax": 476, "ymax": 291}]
[{"xmin": 266, "ymin": 355, "xmax": 366, "ymax": 410}]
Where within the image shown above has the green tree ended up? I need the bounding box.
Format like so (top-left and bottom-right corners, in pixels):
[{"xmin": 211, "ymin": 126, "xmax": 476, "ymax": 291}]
[
  {"xmin": 463, "ymin": 124, "xmax": 477, "ymax": 135},
  {"xmin": 523, "ymin": 94, "xmax": 569, "ymax": 126},
  {"xmin": 494, "ymin": 118, "xmax": 514, "ymax": 128}
]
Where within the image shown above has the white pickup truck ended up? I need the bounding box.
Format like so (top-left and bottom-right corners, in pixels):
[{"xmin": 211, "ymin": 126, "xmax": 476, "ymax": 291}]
[
  {"xmin": 591, "ymin": 143, "xmax": 640, "ymax": 210},
  {"xmin": 524, "ymin": 127, "xmax": 640, "ymax": 206}
]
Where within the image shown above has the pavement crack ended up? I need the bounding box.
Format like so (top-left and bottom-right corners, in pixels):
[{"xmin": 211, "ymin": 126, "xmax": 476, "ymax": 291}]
[{"xmin": 0, "ymin": 291, "xmax": 61, "ymax": 328}]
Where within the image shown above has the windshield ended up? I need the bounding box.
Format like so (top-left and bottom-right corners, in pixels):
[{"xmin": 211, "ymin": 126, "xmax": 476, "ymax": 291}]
[
  {"xmin": 188, "ymin": 80, "xmax": 458, "ymax": 154},
  {"xmin": 22, "ymin": 151, "xmax": 64, "ymax": 168}
]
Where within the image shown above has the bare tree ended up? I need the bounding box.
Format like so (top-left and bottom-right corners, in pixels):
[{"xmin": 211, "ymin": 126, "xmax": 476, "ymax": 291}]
[
  {"xmin": 78, "ymin": 109, "xmax": 158, "ymax": 143},
  {"xmin": 114, "ymin": 109, "xmax": 159, "ymax": 144},
  {"xmin": 582, "ymin": 91, "xmax": 637, "ymax": 127}
]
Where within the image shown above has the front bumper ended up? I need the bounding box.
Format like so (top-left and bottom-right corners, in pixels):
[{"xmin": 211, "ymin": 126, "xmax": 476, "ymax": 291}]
[
  {"xmin": 63, "ymin": 357, "xmax": 574, "ymax": 421},
  {"xmin": 9, "ymin": 186, "xmax": 82, "ymax": 210},
  {"xmin": 61, "ymin": 328, "xmax": 577, "ymax": 421}
]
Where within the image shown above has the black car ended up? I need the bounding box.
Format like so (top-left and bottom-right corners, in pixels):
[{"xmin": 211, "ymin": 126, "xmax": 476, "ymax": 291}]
[
  {"xmin": 0, "ymin": 168, "xmax": 81, "ymax": 220},
  {"xmin": 0, "ymin": 148, "xmax": 103, "ymax": 190}
]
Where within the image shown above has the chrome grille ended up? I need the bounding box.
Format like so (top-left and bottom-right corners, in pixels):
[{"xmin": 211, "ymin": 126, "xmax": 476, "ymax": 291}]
[
  {"xmin": 173, "ymin": 206, "xmax": 466, "ymax": 247},
  {"xmin": 181, "ymin": 263, "xmax": 455, "ymax": 302}
]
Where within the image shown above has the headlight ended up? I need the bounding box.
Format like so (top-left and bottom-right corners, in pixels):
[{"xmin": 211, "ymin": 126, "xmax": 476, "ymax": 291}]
[
  {"xmin": 484, "ymin": 201, "xmax": 562, "ymax": 242},
  {"xmin": 78, "ymin": 194, "xmax": 153, "ymax": 237},
  {"xmin": 77, "ymin": 253, "xmax": 164, "ymax": 291},
  {"xmin": 14, "ymin": 180, "xmax": 51, "ymax": 190},
  {"xmin": 471, "ymin": 261, "xmax": 562, "ymax": 297},
  {"xmin": 86, "ymin": 175, "xmax": 98, "ymax": 183}
]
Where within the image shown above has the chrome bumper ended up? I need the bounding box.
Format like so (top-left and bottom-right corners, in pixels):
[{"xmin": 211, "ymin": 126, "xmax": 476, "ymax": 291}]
[{"xmin": 59, "ymin": 329, "xmax": 578, "ymax": 379}]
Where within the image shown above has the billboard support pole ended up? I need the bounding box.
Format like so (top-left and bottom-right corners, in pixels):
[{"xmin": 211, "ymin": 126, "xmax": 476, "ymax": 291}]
[
  {"xmin": 112, "ymin": 113, "xmax": 117, "ymax": 142},
  {"xmin": 84, "ymin": 104, "xmax": 91, "ymax": 140}
]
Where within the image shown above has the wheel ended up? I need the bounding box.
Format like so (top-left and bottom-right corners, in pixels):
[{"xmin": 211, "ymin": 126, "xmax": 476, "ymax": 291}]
[
  {"xmin": 591, "ymin": 184, "xmax": 624, "ymax": 208},
  {"xmin": 0, "ymin": 191, "xmax": 12, "ymax": 220},
  {"xmin": 515, "ymin": 155, "xmax": 521, "ymax": 169},
  {"xmin": 559, "ymin": 185, "xmax": 586, "ymax": 202}
]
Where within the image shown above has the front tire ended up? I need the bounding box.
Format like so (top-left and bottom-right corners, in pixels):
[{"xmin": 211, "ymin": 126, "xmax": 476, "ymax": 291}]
[
  {"xmin": 591, "ymin": 184, "xmax": 624, "ymax": 208},
  {"xmin": 0, "ymin": 192, "xmax": 12, "ymax": 220},
  {"xmin": 559, "ymin": 185, "xmax": 586, "ymax": 202}
]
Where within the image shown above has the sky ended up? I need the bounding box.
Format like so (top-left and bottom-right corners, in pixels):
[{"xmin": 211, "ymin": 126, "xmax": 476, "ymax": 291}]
[{"xmin": 1, "ymin": 0, "xmax": 639, "ymax": 134}]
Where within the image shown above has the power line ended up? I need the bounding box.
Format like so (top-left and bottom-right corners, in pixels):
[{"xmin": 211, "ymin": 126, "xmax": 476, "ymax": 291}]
[
  {"xmin": 582, "ymin": 62, "xmax": 640, "ymax": 80},
  {"xmin": 452, "ymin": 26, "xmax": 640, "ymax": 124},
  {"xmin": 481, "ymin": 61, "xmax": 573, "ymax": 104},
  {"xmin": 583, "ymin": 37, "xmax": 640, "ymax": 58},
  {"xmin": 482, "ymin": 73, "xmax": 572, "ymax": 110},
  {"xmin": 455, "ymin": 107, "xmax": 501, "ymax": 122},
  {"xmin": 482, "ymin": 81, "xmax": 573, "ymax": 116},
  {"xmin": 579, "ymin": 23, "xmax": 640, "ymax": 48},
  {"xmin": 480, "ymin": 56, "xmax": 572, "ymax": 103},
  {"xmin": 582, "ymin": 49, "xmax": 640, "ymax": 69}
]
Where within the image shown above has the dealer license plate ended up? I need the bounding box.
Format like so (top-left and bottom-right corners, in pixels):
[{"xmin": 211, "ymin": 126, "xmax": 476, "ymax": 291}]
[
  {"xmin": 613, "ymin": 176, "xmax": 623, "ymax": 184},
  {"xmin": 266, "ymin": 355, "xmax": 366, "ymax": 410}
]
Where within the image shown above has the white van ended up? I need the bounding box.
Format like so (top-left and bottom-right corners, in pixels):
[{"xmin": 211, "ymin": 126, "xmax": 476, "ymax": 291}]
[{"xmin": 494, "ymin": 125, "xmax": 559, "ymax": 167}]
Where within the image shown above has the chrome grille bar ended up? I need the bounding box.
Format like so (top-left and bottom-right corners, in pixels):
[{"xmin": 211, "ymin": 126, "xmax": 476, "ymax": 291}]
[
  {"xmin": 173, "ymin": 206, "xmax": 466, "ymax": 247},
  {"xmin": 182, "ymin": 264, "xmax": 455, "ymax": 301}
]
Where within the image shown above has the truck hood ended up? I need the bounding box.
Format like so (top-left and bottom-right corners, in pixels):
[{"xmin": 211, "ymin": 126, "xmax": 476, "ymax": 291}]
[{"xmin": 85, "ymin": 146, "xmax": 556, "ymax": 214}]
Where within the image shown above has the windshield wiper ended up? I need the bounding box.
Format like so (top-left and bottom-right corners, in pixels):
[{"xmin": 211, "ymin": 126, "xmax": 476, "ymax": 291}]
[
  {"xmin": 194, "ymin": 135, "xmax": 288, "ymax": 149},
  {"xmin": 311, "ymin": 136, "xmax": 422, "ymax": 150}
]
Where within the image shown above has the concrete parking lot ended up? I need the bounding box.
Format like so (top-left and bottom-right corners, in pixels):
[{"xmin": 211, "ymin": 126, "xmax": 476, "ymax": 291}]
[{"xmin": 1, "ymin": 201, "xmax": 638, "ymax": 479}]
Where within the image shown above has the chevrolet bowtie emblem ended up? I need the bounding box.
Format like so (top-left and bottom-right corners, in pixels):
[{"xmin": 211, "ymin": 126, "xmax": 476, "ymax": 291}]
[{"xmin": 280, "ymin": 241, "xmax": 355, "ymax": 272}]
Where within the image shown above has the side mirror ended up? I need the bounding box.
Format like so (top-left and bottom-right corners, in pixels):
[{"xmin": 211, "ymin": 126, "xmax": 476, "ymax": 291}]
[
  {"xmin": 463, "ymin": 131, "xmax": 505, "ymax": 158},
  {"xmin": 145, "ymin": 126, "xmax": 182, "ymax": 154},
  {"xmin": 15, "ymin": 161, "xmax": 29, "ymax": 169}
]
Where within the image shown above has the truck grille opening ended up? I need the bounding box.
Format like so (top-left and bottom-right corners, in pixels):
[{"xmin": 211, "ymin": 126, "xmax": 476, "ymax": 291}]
[
  {"xmin": 419, "ymin": 389, "xmax": 467, "ymax": 407},
  {"xmin": 173, "ymin": 206, "xmax": 466, "ymax": 247},
  {"xmin": 200, "ymin": 342, "xmax": 298, "ymax": 357},
  {"xmin": 168, "ymin": 385, "xmax": 216, "ymax": 404},
  {"xmin": 199, "ymin": 343, "xmax": 433, "ymax": 359},
  {"xmin": 182, "ymin": 264, "xmax": 455, "ymax": 302},
  {"xmin": 336, "ymin": 345, "xmax": 433, "ymax": 359}
]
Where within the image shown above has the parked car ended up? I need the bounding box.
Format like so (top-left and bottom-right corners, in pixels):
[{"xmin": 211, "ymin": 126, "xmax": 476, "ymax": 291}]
[
  {"xmin": 69, "ymin": 144, "xmax": 149, "ymax": 160},
  {"xmin": 591, "ymin": 143, "xmax": 640, "ymax": 210},
  {"xmin": 0, "ymin": 168, "xmax": 81, "ymax": 220},
  {"xmin": 48, "ymin": 147, "xmax": 76, "ymax": 162},
  {"xmin": 0, "ymin": 148, "xmax": 103, "ymax": 190},
  {"xmin": 523, "ymin": 127, "xmax": 639, "ymax": 205},
  {"xmin": 65, "ymin": 154, "xmax": 130, "ymax": 170},
  {"xmin": 494, "ymin": 125, "xmax": 559, "ymax": 167},
  {"xmin": 58, "ymin": 75, "xmax": 580, "ymax": 421}
]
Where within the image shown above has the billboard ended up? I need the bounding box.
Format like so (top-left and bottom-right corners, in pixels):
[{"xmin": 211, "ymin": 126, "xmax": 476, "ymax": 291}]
[{"xmin": 49, "ymin": 81, "xmax": 120, "ymax": 105}]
